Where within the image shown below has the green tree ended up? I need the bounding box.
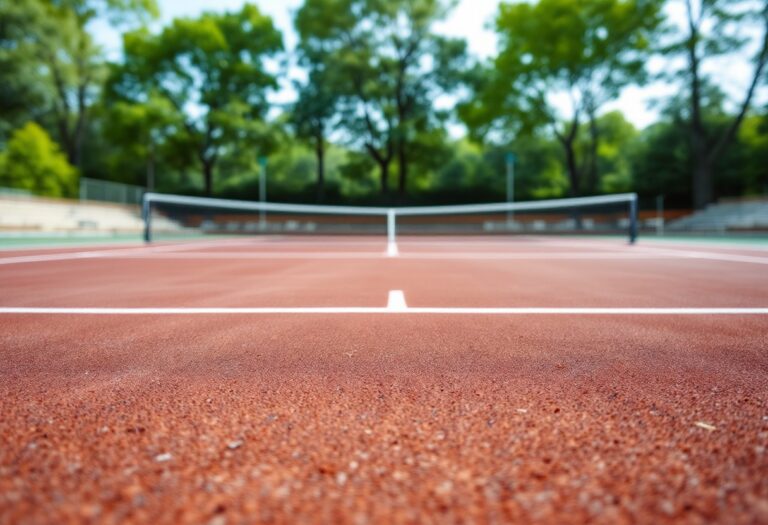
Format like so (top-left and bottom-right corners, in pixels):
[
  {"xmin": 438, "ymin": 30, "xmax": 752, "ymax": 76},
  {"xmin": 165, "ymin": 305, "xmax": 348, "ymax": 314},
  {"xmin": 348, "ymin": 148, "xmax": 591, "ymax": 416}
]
[
  {"xmin": 295, "ymin": 0, "xmax": 467, "ymax": 198},
  {"xmin": 631, "ymin": 120, "xmax": 691, "ymax": 205},
  {"xmin": 112, "ymin": 4, "xmax": 283, "ymax": 195},
  {"xmin": 629, "ymin": 90, "xmax": 751, "ymax": 206},
  {"xmin": 464, "ymin": 0, "xmax": 663, "ymax": 197},
  {"xmin": 0, "ymin": 0, "xmax": 157, "ymax": 166},
  {"xmin": 100, "ymin": 92, "xmax": 183, "ymax": 190},
  {"xmin": 0, "ymin": 1, "xmax": 49, "ymax": 142},
  {"xmin": 664, "ymin": 0, "xmax": 768, "ymax": 209},
  {"xmin": 368, "ymin": 0, "xmax": 468, "ymax": 197},
  {"xmin": 576, "ymin": 110, "xmax": 638, "ymax": 193},
  {"xmin": 0, "ymin": 122, "xmax": 78, "ymax": 197},
  {"xmin": 290, "ymin": 66, "xmax": 340, "ymax": 201},
  {"xmin": 738, "ymin": 113, "xmax": 768, "ymax": 195}
]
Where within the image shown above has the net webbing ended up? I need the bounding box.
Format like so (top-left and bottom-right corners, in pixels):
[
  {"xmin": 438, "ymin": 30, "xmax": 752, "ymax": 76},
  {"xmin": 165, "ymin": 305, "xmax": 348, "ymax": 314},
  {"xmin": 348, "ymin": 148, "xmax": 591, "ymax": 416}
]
[{"xmin": 143, "ymin": 192, "xmax": 639, "ymax": 247}]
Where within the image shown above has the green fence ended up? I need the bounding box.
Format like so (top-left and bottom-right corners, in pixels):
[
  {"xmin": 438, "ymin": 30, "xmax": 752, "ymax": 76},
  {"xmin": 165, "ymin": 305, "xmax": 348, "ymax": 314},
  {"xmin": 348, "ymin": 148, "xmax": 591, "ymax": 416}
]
[{"xmin": 79, "ymin": 178, "xmax": 145, "ymax": 205}]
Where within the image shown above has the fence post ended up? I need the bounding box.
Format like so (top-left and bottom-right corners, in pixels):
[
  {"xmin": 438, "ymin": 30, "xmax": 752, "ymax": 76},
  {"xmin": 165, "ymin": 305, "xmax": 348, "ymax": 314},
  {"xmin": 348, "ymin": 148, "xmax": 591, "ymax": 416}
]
[
  {"xmin": 143, "ymin": 194, "xmax": 152, "ymax": 243},
  {"xmin": 629, "ymin": 194, "xmax": 638, "ymax": 244}
]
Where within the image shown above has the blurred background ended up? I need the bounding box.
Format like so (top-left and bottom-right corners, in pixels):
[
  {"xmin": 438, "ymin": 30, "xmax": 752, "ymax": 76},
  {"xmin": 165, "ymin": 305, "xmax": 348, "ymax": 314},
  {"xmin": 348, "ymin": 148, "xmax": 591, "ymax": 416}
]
[{"xmin": 0, "ymin": 0, "xmax": 766, "ymax": 242}]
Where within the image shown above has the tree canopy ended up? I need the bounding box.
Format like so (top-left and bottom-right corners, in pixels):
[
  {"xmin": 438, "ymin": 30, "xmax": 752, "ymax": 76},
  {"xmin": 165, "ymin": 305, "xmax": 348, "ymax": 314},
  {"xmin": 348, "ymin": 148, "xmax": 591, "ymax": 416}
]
[
  {"xmin": 665, "ymin": 0, "xmax": 768, "ymax": 209},
  {"xmin": 462, "ymin": 0, "xmax": 664, "ymax": 197},
  {"xmin": 0, "ymin": 122, "xmax": 78, "ymax": 197},
  {"xmin": 0, "ymin": 0, "xmax": 766, "ymax": 208},
  {"xmin": 109, "ymin": 3, "xmax": 283, "ymax": 195},
  {"xmin": 295, "ymin": 0, "xmax": 469, "ymax": 199}
]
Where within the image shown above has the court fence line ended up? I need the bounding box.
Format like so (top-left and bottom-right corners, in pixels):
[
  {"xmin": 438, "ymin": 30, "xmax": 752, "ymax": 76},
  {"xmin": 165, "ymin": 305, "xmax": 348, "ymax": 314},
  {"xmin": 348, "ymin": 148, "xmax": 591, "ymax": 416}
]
[{"xmin": 81, "ymin": 178, "xmax": 145, "ymax": 205}]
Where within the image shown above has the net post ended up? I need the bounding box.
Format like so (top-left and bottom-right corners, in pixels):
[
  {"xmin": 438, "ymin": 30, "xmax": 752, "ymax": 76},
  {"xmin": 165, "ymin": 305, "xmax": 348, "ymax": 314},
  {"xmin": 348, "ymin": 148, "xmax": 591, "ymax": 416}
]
[
  {"xmin": 142, "ymin": 193, "xmax": 152, "ymax": 243},
  {"xmin": 386, "ymin": 209, "xmax": 398, "ymax": 257},
  {"xmin": 629, "ymin": 193, "xmax": 638, "ymax": 245}
]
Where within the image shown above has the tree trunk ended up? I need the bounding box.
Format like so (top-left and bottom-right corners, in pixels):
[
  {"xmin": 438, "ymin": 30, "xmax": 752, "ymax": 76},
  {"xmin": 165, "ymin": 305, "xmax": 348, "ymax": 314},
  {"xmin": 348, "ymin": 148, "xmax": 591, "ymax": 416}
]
[
  {"xmin": 687, "ymin": 25, "xmax": 711, "ymax": 210},
  {"xmin": 73, "ymin": 119, "xmax": 85, "ymax": 169},
  {"xmin": 397, "ymin": 137, "xmax": 407, "ymax": 198},
  {"xmin": 202, "ymin": 159, "xmax": 214, "ymax": 196},
  {"xmin": 315, "ymin": 134, "xmax": 325, "ymax": 202},
  {"xmin": 688, "ymin": 8, "xmax": 768, "ymax": 209},
  {"xmin": 61, "ymin": 130, "xmax": 84, "ymax": 170},
  {"xmin": 363, "ymin": 141, "xmax": 392, "ymax": 197},
  {"xmin": 560, "ymin": 132, "xmax": 583, "ymax": 229},
  {"xmin": 689, "ymin": 110, "xmax": 711, "ymax": 210},
  {"xmin": 63, "ymin": 134, "xmax": 76, "ymax": 168},
  {"xmin": 55, "ymin": 114, "xmax": 77, "ymax": 169},
  {"xmin": 146, "ymin": 140, "xmax": 155, "ymax": 191},
  {"xmin": 72, "ymin": 82, "xmax": 88, "ymax": 170},
  {"xmin": 692, "ymin": 160, "xmax": 714, "ymax": 211},
  {"xmin": 563, "ymin": 140, "xmax": 581, "ymax": 198},
  {"xmin": 586, "ymin": 110, "xmax": 599, "ymax": 194},
  {"xmin": 379, "ymin": 161, "xmax": 390, "ymax": 195},
  {"xmin": 554, "ymin": 114, "xmax": 581, "ymax": 199}
]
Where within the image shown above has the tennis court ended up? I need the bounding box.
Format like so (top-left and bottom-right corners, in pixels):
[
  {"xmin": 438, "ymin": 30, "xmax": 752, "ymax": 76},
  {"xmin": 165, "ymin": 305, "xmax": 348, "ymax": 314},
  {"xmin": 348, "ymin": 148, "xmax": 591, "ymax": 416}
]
[{"xmin": 1, "ymin": 197, "xmax": 768, "ymax": 523}]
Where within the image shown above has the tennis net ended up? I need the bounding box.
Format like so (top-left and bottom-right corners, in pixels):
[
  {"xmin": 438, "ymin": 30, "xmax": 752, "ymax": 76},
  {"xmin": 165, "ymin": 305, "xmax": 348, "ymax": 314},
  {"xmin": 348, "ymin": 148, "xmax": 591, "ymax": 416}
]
[{"xmin": 143, "ymin": 192, "xmax": 639, "ymax": 249}]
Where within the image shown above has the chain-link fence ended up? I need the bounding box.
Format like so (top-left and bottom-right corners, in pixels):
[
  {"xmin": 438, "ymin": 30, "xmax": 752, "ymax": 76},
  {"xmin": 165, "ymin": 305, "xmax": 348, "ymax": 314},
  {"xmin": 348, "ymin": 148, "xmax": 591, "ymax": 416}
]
[
  {"xmin": 0, "ymin": 187, "xmax": 33, "ymax": 198},
  {"xmin": 79, "ymin": 178, "xmax": 145, "ymax": 205}
]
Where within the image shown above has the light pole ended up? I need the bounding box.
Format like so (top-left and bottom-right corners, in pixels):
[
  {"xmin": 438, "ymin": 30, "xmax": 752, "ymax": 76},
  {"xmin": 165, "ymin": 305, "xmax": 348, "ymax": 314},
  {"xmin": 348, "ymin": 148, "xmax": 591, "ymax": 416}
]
[
  {"xmin": 506, "ymin": 152, "xmax": 515, "ymax": 225},
  {"xmin": 259, "ymin": 156, "xmax": 267, "ymax": 230}
]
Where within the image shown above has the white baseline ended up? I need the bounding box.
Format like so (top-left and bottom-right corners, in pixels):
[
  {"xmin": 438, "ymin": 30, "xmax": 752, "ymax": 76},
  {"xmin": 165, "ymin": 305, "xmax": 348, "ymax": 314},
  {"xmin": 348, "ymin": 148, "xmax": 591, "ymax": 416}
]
[{"xmin": 1, "ymin": 307, "xmax": 766, "ymax": 315}]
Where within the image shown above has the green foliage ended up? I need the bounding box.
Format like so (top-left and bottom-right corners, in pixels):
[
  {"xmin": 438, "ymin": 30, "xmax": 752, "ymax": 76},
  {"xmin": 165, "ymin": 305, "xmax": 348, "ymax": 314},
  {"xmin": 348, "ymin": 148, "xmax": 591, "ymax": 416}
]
[
  {"xmin": 0, "ymin": 1, "xmax": 50, "ymax": 141},
  {"xmin": 291, "ymin": 70, "xmax": 338, "ymax": 146},
  {"xmin": 585, "ymin": 111, "xmax": 638, "ymax": 193},
  {"xmin": 47, "ymin": 0, "xmax": 158, "ymax": 24},
  {"xmin": 388, "ymin": 135, "xmax": 570, "ymax": 205},
  {"xmin": 463, "ymin": 0, "xmax": 663, "ymax": 197},
  {"xmin": 295, "ymin": 0, "xmax": 469, "ymax": 196},
  {"xmin": 630, "ymin": 121, "xmax": 690, "ymax": 205},
  {"xmin": 0, "ymin": 122, "xmax": 78, "ymax": 197},
  {"xmin": 111, "ymin": 3, "xmax": 283, "ymax": 195},
  {"xmin": 739, "ymin": 114, "xmax": 768, "ymax": 195},
  {"xmin": 2, "ymin": 0, "xmax": 766, "ymax": 208},
  {"xmin": 465, "ymin": 0, "xmax": 663, "ymax": 137},
  {"xmin": 0, "ymin": 0, "xmax": 158, "ymax": 163},
  {"xmin": 629, "ymin": 100, "xmax": 767, "ymax": 207},
  {"xmin": 93, "ymin": 93, "xmax": 186, "ymax": 187},
  {"xmin": 662, "ymin": 0, "xmax": 768, "ymax": 208}
]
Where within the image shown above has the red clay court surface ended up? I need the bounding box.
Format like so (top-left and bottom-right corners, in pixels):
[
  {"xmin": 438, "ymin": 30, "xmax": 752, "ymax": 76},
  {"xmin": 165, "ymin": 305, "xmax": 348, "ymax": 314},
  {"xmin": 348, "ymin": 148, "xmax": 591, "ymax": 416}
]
[{"xmin": 1, "ymin": 235, "xmax": 767, "ymax": 524}]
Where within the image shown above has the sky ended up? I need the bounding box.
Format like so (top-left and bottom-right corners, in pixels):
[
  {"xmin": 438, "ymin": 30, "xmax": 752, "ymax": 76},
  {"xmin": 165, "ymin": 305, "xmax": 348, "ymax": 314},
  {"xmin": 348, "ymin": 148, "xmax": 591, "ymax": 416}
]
[{"xmin": 92, "ymin": 0, "xmax": 765, "ymax": 133}]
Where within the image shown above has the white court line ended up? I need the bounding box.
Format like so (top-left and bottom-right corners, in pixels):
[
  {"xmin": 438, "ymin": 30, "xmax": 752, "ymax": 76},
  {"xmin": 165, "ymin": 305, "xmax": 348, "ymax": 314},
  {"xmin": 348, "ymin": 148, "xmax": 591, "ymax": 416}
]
[
  {"xmin": 278, "ymin": 238, "xmax": 622, "ymax": 247},
  {"xmin": 121, "ymin": 251, "xmax": 385, "ymax": 259},
  {"xmin": 522, "ymin": 238, "xmax": 630, "ymax": 248},
  {"xmin": 3, "ymin": 240, "xmax": 767, "ymax": 265},
  {"xmin": 633, "ymin": 246, "xmax": 768, "ymax": 265},
  {"xmin": 0, "ymin": 239, "xmax": 626, "ymax": 265},
  {"xmin": 387, "ymin": 290, "xmax": 408, "ymax": 310},
  {"xmin": 0, "ymin": 239, "xmax": 255, "ymax": 266},
  {"xmin": 1, "ymin": 307, "xmax": 766, "ymax": 315},
  {"xmin": 108, "ymin": 251, "xmax": 683, "ymax": 260},
  {"xmin": 637, "ymin": 239, "xmax": 768, "ymax": 252}
]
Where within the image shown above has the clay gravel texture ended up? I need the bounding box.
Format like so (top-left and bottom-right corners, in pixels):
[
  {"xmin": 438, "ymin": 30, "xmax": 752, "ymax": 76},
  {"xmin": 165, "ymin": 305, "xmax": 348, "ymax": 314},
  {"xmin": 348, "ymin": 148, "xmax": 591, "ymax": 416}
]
[
  {"xmin": 1, "ymin": 239, "xmax": 767, "ymax": 524},
  {"xmin": 1, "ymin": 315, "xmax": 767, "ymax": 525}
]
